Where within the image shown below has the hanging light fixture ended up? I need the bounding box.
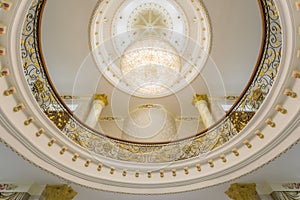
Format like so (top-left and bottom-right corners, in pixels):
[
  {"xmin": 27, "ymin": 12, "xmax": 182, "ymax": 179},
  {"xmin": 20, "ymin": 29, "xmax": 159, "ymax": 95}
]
[{"xmin": 120, "ymin": 38, "xmax": 181, "ymax": 95}]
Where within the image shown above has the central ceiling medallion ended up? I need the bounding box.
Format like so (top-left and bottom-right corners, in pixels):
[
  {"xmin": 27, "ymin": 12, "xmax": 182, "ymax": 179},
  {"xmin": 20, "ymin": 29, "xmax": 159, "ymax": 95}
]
[
  {"xmin": 90, "ymin": 0, "xmax": 211, "ymax": 98},
  {"xmin": 128, "ymin": 2, "xmax": 173, "ymax": 36}
]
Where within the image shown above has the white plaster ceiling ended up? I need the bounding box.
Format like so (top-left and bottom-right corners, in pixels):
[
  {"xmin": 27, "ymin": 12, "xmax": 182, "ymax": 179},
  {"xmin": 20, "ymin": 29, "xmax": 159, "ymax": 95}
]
[
  {"xmin": 40, "ymin": 0, "xmax": 262, "ymax": 140},
  {"xmin": 41, "ymin": 0, "xmax": 262, "ymax": 98},
  {"xmin": 1, "ymin": 138, "xmax": 300, "ymax": 199},
  {"xmin": 1, "ymin": 0, "xmax": 300, "ymax": 196}
]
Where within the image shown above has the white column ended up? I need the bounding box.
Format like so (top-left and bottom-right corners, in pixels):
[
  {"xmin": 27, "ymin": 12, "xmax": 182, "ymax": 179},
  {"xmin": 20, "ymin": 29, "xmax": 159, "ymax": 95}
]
[
  {"xmin": 193, "ymin": 94, "xmax": 214, "ymax": 128},
  {"xmin": 85, "ymin": 94, "xmax": 108, "ymax": 129}
]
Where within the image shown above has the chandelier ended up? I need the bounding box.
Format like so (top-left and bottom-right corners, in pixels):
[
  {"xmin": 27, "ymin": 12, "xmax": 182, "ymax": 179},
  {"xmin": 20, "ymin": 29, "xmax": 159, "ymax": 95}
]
[{"xmin": 120, "ymin": 39, "xmax": 181, "ymax": 95}]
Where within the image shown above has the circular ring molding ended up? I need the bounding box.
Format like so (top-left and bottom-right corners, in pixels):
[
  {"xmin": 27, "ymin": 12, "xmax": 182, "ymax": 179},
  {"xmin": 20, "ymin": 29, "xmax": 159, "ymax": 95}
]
[
  {"xmin": 90, "ymin": 0, "xmax": 211, "ymax": 98},
  {"xmin": 0, "ymin": 0, "xmax": 299, "ymax": 195}
]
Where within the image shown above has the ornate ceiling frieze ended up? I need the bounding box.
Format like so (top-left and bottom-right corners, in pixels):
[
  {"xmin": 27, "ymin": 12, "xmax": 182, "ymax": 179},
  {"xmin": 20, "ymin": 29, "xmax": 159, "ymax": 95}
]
[{"xmin": 0, "ymin": 0, "xmax": 299, "ymax": 195}]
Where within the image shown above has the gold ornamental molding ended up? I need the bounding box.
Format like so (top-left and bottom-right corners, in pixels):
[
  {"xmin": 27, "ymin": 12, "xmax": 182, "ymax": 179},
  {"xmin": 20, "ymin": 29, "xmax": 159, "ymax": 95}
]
[
  {"xmin": 42, "ymin": 185, "xmax": 77, "ymax": 200},
  {"xmin": 0, "ymin": 192, "xmax": 30, "ymax": 200},
  {"xmin": 18, "ymin": 0, "xmax": 283, "ymax": 163},
  {"xmin": 0, "ymin": 0, "xmax": 300, "ymax": 195},
  {"xmin": 192, "ymin": 94, "xmax": 208, "ymax": 105},
  {"xmin": 93, "ymin": 94, "xmax": 108, "ymax": 106},
  {"xmin": 225, "ymin": 183, "xmax": 257, "ymax": 200}
]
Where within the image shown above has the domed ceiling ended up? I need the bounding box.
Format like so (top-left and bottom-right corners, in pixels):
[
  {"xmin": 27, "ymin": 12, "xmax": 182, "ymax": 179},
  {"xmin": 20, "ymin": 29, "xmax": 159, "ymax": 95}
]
[
  {"xmin": 0, "ymin": 0, "xmax": 300, "ymax": 195},
  {"xmin": 41, "ymin": 0, "xmax": 262, "ymax": 142}
]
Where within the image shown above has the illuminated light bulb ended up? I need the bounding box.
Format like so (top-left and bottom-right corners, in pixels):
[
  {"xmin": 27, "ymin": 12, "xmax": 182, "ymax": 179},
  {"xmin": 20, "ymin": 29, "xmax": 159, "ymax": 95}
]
[
  {"xmin": 36, "ymin": 128, "xmax": 45, "ymax": 137},
  {"xmin": 13, "ymin": 104, "xmax": 25, "ymax": 112},
  {"xmin": 196, "ymin": 164, "xmax": 201, "ymax": 172},
  {"xmin": 0, "ymin": 46, "xmax": 5, "ymax": 56},
  {"xmin": 172, "ymin": 169, "xmax": 176, "ymax": 177},
  {"xmin": 275, "ymin": 105, "xmax": 287, "ymax": 114},
  {"xmin": 265, "ymin": 118, "xmax": 276, "ymax": 128},
  {"xmin": 160, "ymin": 170, "xmax": 164, "ymax": 178},
  {"xmin": 220, "ymin": 155, "xmax": 227, "ymax": 163},
  {"xmin": 255, "ymin": 130, "xmax": 264, "ymax": 139},
  {"xmin": 110, "ymin": 167, "xmax": 115, "ymax": 175},
  {"xmin": 208, "ymin": 160, "xmax": 214, "ymax": 168},
  {"xmin": 232, "ymin": 148, "xmax": 239, "ymax": 156},
  {"xmin": 60, "ymin": 147, "xmax": 67, "ymax": 155},
  {"xmin": 244, "ymin": 140, "xmax": 252, "ymax": 149},
  {"xmin": 147, "ymin": 171, "xmax": 152, "ymax": 178},
  {"xmin": 0, "ymin": 68, "xmax": 9, "ymax": 77},
  {"xmin": 284, "ymin": 89, "xmax": 297, "ymax": 98},
  {"xmin": 122, "ymin": 170, "xmax": 127, "ymax": 177},
  {"xmin": 85, "ymin": 160, "xmax": 91, "ymax": 167},
  {"xmin": 1, "ymin": 1, "xmax": 13, "ymax": 11},
  {"xmin": 292, "ymin": 70, "xmax": 300, "ymax": 78},
  {"xmin": 135, "ymin": 171, "xmax": 140, "ymax": 178},
  {"xmin": 3, "ymin": 87, "xmax": 16, "ymax": 96},
  {"xmin": 184, "ymin": 167, "xmax": 189, "ymax": 175},
  {"xmin": 97, "ymin": 164, "xmax": 103, "ymax": 172},
  {"xmin": 0, "ymin": 23, "xmax": 7, "ymax": 34},
  {"xmin": 72, "ymin": 154, "xmax": 79, "ymax": 162},
  {"xmin": 24, "ymin": 117, "xmax": 34, "ymax": 126},
  {"xmin": 48, "ymin": 138, "xmax": 56, "ymax": 147}
]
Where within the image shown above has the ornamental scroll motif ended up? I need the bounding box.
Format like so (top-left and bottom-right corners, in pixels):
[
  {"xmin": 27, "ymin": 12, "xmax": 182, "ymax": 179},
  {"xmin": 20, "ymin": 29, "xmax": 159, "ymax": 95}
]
[
  {"xmin": 225, "ymin": 183, "xmax": 257, "ymax": 200},
  {"xmin": 0, "ymin": 184, "xmax": 17, "ymax": 191},
  {"xmin": 282, "ymin": 183, "xmax": 300, "ymax": 190},
  {"xmin": 272, "ymin": 191, "xmax": 300, "ymax": 200},
  {"xmin": 0, "ymin": 192, "xmax": 30, "ymax": 200},
  {"xmin": 21, "ymin": 0, "xmax": 282, "ymax": 163}
]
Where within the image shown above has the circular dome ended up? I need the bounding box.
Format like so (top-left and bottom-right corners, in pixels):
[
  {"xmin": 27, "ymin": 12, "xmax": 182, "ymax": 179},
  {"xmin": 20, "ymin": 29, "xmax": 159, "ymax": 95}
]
[
  {"xmin": 120, "ymin": 39, "xmax": 181, "ymax": 95},
  {"xmin": 127, "ymin": 2, "xmax": 173, "ymax": 37},
  {"xmin": 122, "ymin": 104, "xmax": 177, "ymax": 142},
  {"xmin": 4, "ymin": 0, "xmax": 298, "ymax": 196},
  {"xmin": 90, "ymin": 0, "xmax": 212, "ymax": 98}
]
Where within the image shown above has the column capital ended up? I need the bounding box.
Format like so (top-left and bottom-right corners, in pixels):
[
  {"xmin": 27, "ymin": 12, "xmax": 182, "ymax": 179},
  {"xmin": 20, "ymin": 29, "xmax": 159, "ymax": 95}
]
[
  {"xmin": 43, "ymin": 185, "xmax": 77, "ymax": 200},
  {"xmin": 94, "ymin": 94, "xmax": 108, "ymax": 106},
  {"xmin": 192, "ymin": 94, "xmax": 208, "ymax": 105},
  {"xmin": 225, "ymin": 183, "xmax": 257, "ymax": 200}
]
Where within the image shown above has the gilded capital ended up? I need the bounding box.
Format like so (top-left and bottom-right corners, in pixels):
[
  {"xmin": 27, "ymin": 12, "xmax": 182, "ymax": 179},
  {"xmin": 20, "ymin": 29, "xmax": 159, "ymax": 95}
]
[
  {"xmin": 94, "ymin": 94, "xmax": 108, "ymax": 106},
  {"xmin": 192, "ymin": 94, "xmax": 208, "ymax": 105},
  {"xmin": 225, "ymin": 183, "xmax": 257, "ymax": 200},
  {"xmin": 43, "ymin": 185, "xmax": 77, "ymax": 200}
]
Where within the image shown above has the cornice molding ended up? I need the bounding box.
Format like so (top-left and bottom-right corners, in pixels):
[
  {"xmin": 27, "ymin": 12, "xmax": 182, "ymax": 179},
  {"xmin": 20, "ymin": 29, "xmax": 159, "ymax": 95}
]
[{"xmin": 0, "ymin": 0, "xmax": 299, "ymax": 194}]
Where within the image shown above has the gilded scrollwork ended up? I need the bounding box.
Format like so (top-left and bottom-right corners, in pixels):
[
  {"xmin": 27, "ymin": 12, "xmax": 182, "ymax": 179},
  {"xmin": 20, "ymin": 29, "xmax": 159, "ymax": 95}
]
[
  {"xmin": 282, "ymin": 183, "xmax": 300, "ymax": 190},
  {"xmin": 42, "ymin": 185, "xmax": 77, "ymax": 200},
  {"xmin": 0, "ymin": 184, "xmax": 17, "ymax": 191},
  {"xmin": 225, "ymin": 183, "xmax": 257, "ymax": 200},
  {"xmin": 21, "ymin": 0, "xmax": 282, "ymax": 163},
  {"xmin": 0, "ymin": 192, "xmax": 30, "ymax": 200},
  {"xmin": 229, "ymin": 112, "xmax": 256, "ymax": 133}
]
